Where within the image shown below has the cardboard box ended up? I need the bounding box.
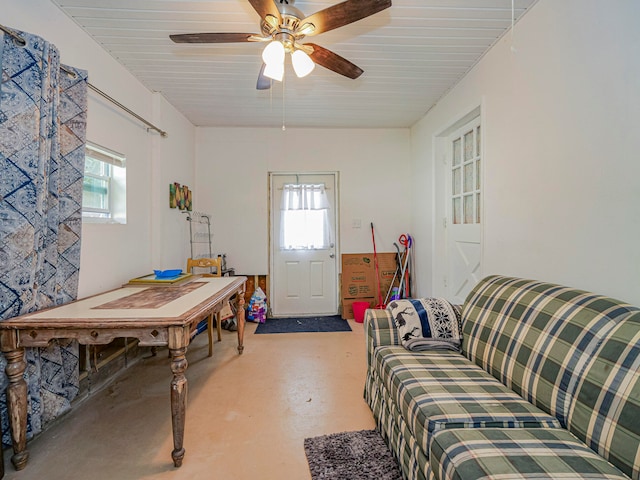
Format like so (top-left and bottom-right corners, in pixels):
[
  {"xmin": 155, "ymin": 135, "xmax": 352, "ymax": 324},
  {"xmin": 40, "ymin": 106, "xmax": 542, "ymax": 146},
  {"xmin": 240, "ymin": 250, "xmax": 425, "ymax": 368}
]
[
  {"xmin": 341, "ymin": 254, "xmax": 376, "ymax": 298},
  {"xmin": 341, "ymin": 253, "xmax": 400, "ymax": 305},
  {"xmin": 377, "ymin": 252, "xmax": 401, "ymax": 301},
  {"xmin": 341, "ymin": 297, "xmax": 375, "ymax": 320},
  {"xmin": 340, "ymin": 252, "xmax": 402, "ymax": 319}
]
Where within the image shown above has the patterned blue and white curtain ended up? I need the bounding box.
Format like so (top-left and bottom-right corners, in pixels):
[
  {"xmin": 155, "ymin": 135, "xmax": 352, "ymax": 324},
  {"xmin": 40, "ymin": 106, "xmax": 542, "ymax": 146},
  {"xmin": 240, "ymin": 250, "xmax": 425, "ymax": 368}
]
[{"xmin": 0, "ymin": 28, "xmax": 87, "ymax": 444}]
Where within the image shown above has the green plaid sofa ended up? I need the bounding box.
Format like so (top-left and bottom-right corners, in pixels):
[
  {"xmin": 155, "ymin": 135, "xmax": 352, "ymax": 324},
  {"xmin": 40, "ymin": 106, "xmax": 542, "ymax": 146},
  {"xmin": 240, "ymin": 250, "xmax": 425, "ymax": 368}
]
[{"xmin": 365, "ymin": 275, "xmax": 640, "ymax": 480}]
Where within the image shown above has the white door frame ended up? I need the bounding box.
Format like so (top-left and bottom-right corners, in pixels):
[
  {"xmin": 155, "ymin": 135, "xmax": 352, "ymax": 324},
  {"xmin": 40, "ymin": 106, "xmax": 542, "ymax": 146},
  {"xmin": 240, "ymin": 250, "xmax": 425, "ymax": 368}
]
[
  {"xmin": 268, "ymin": 171, "xmax": 340, "ymax": 316},
  {"xmin": 432, "ymin": 105, "xmax": 484, "ymax": 301}
]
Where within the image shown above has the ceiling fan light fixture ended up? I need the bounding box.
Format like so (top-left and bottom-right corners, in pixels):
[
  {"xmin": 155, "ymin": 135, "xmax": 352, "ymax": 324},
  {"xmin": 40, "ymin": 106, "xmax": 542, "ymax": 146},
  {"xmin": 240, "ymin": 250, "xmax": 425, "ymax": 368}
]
[
  {"xmin": 291, "ymin": 49, "xmax": 315, "ymax": 78},
  {"xmin": 264, "ymin": 61, "xmax": 284, "ymax": 82},
  {"xmin": 262, "ymin": 40, "xmax": 285, "ymax": 65}
]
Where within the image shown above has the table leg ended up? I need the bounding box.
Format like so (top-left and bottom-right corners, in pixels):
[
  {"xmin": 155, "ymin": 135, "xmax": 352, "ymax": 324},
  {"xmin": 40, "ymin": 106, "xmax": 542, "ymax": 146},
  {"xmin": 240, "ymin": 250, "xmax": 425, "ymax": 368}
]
[
  {"xmin": 3, "ymin": 349, "xmax": 29, "ymax": 470},
  {"xmin": 169, "ymin": 347, "xmax": 188, "ymax": 467},
  {"xmin": 236, "ymin": 295, "xmax": 245, "ymax": 355},
  {"xmin": 207, "ymin": 313, "xmax": 214, "ymax": 357}
]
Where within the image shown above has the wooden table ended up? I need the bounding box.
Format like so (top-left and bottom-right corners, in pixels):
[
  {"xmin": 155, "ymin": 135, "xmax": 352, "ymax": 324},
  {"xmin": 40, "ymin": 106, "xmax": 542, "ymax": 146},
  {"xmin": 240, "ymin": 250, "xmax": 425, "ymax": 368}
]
[{"xmin": 0, "ymin": 275, "xmax": 246, "ymax": 471}]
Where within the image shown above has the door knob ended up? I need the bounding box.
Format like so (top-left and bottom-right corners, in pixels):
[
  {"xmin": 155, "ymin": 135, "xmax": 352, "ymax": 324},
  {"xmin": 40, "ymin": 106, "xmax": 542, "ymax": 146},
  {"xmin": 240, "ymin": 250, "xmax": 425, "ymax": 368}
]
[{"xmin": 329, "ymin": 254, "xmax": 335, "ymax": 258}]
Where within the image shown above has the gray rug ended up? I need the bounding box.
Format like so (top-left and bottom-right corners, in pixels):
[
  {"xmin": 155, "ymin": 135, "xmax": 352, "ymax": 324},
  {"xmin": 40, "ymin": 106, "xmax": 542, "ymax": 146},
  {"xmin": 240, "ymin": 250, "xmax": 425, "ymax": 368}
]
[{"xmin": 304, "ymin": 429, "xmax": 402, "ymax": 480}]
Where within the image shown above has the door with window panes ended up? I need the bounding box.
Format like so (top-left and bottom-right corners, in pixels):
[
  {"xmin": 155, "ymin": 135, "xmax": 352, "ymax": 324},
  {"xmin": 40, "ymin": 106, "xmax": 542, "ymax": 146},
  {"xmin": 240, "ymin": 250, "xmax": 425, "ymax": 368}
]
[
  {"xmin": 447, "ymin": 119, "xmax": 482, "ymax": 304},
  {"xmin": 270, "ymin": 173, "xmax": 338, "ymax": 316}
]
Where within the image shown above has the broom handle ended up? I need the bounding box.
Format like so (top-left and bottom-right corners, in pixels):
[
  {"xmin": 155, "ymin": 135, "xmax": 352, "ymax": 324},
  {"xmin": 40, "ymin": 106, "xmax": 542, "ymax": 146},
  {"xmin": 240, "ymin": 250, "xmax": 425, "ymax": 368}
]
[
  {"xmin": 371, "ymin": 223, "xmax": 383, "ymax": 306},
  {"xmin": 398, "ymin": 237, "xmax": 412, "ymax": 298}
]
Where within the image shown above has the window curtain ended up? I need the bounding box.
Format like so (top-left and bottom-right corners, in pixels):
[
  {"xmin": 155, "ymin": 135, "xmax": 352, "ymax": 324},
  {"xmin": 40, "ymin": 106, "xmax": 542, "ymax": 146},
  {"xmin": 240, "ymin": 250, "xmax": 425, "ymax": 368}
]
[
  {"xmin": 0, "ymin": 28, "xmax": 88, "ymax": 444},
  {"xmin": 280, "ymin": 184, "xmax": 331, "ymax": 249}
]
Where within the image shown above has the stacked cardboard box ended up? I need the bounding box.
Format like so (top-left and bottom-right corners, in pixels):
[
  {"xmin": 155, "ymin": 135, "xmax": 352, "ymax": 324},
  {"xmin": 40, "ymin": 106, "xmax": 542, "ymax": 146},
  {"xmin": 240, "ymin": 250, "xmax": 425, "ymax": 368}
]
[{"xmin": 341, "ymin": 253, "xmax": 400, "ymax": 319}]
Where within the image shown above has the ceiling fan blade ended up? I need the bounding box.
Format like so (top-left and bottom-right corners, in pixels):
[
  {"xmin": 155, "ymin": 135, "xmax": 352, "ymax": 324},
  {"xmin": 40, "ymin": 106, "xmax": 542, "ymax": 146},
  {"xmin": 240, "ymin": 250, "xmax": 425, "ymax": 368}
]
[
  {"xmin": 304, "ymin": 43, "xmax": 364, "ymax": 79},
  {"xmin": 301, "ymin": 0, "xmax": 392, "ymax": 36},
  {"xmin": 170, "ymin": 33, "xmax": 260, "ymax": 43},
  {"xmin": 248, "ymin": 0, "xmax": 282, "ymax": 24},
  {"xmin": 256, "ymin": 63, "xmax": 272, "ymax": 90}
]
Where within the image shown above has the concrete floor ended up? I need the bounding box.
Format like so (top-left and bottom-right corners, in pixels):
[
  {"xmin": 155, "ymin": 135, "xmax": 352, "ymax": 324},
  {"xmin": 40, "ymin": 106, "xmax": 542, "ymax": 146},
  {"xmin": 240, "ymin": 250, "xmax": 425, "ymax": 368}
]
[{"xmin": 2, "ymin": 319, "xmax": 375, "ymax": 480}]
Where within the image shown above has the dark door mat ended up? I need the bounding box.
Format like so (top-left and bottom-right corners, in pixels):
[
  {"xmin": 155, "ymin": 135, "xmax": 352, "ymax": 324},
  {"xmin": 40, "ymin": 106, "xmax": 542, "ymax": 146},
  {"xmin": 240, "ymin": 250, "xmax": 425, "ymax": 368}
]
[{"xmin": 254, "ymin": 315, "xmax": 352, "ymax": 334}]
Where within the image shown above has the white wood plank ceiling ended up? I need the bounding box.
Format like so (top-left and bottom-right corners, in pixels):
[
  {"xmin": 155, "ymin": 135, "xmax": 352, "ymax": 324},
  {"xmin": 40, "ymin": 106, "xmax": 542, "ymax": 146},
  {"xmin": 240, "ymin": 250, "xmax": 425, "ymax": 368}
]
[{"xmin": 51, "ymin": 0, "xmax": 538, "ymax": 128}]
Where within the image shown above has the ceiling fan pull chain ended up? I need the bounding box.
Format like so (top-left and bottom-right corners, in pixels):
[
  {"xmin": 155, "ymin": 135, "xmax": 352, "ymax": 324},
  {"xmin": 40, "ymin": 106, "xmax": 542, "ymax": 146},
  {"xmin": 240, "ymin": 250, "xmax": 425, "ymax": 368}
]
[
  {"xmin": 510, "ymin": 0, "xmax": 517, "ymax": 53},
  {"xmin": 282, "ymin": 74, "xmax": 286, "ymax": 131}
]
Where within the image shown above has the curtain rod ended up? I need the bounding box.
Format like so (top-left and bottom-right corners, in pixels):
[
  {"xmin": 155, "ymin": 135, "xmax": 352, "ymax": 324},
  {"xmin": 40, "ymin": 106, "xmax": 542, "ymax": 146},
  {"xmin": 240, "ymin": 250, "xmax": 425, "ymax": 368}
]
[
  {"xmin": 1, "ymin": 23, "xmax": 168, "ymax": 138},
  {"xmin": 86, "ymin": 83, "xmax": 168, "ymax": 138}
]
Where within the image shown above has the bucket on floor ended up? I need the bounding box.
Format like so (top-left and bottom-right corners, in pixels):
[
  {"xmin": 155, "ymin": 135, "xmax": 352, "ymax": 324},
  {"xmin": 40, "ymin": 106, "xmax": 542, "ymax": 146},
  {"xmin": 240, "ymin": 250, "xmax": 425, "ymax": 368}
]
[{"xmin": 352, "ymin": 301, "xmax": 371, "ymax": 323}]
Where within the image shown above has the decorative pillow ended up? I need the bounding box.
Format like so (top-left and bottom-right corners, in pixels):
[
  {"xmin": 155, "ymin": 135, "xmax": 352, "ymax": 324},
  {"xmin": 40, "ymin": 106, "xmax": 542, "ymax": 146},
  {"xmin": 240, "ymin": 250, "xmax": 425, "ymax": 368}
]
[{"xmin": 387, "ymin": 298, "xmax": 462, "ymax": 352}]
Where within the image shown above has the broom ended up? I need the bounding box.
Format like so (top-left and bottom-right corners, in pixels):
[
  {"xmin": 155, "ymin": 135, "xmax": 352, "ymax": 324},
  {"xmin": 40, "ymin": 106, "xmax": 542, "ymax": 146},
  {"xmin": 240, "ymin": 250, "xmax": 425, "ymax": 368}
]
[{"xmin": 370, "ymin": 222, "xmax": 385, "ymax": 309}]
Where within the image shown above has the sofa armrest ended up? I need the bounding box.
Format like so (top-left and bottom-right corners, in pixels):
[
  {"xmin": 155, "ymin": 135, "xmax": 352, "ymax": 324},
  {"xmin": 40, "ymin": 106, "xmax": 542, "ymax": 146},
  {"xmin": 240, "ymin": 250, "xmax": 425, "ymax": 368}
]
[{"xmin": 364, "ymin": 308, "xmax": 401, "ymax": 368}]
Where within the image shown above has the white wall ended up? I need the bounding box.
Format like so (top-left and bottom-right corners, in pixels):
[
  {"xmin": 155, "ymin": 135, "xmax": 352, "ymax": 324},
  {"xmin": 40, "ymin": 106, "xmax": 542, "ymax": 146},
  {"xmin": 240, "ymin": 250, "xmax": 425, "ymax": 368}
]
[
  {"xmin": 195, "ymin": 128, "xmax": 411, "ymax": 274},
  {"xmin": 10, "ymin": 0, "xmax": 638, "ymax": 307},
  {"xmin": 150, "ymin": 93, "xmax": 196, "ymax": 273},
  {"xmin": 411, "ymin": 0, "xmax": 640, "ymax": 305},
  {"xmin": 5, "ymin": 0, "xmax": 196, "ymax": 298}
]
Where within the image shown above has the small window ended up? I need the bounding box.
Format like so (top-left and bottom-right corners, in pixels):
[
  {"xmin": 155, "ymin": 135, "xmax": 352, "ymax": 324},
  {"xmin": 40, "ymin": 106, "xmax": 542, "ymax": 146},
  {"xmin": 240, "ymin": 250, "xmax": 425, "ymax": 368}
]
[
  {"xmin": 280, "ymin": 184, "xmax": 331, "ymax": 250},
  {"xmin": 451, "ymin": 123, "xmax": 481, "ymax": 225},
  {"xmin": 82, "ymin": 142, "xmax": 126, "ymax": 223}
]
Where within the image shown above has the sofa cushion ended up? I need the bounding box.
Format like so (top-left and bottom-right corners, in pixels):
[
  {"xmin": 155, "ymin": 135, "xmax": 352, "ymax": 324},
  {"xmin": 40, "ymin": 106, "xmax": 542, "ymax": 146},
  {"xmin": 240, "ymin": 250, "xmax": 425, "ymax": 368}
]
[
  {"xmin": 387, "ymin": 298, "xmax": 462, "ymax": 351},
  {"xmin": 429, "ymin": 428, "xmax": 629, "ymax": 480},
  {"xmin": 462, "ymin": 275, "xmax": 639, "ymax": 425},
  {"xmin": 374, "ymin": 346, "xmax": 561, "ymax": 459},
  {"xmin": 365, "ymin": 308, "xmax": 402, "ymax": 367},
  {"xmin": 567, "ymin": 311, "xmax": 640, "ymax": 480}
]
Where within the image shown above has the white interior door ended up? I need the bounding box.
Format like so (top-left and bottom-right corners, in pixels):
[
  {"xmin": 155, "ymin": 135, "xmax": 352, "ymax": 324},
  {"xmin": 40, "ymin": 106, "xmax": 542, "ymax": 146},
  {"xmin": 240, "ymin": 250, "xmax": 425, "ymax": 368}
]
[
  {"xmin": 270, "ymin": 173, "xmax": 338, "ymax": 316},
  {"xmin": 446, "ymin": 119, "xmax": 482, "ymax": 304}
]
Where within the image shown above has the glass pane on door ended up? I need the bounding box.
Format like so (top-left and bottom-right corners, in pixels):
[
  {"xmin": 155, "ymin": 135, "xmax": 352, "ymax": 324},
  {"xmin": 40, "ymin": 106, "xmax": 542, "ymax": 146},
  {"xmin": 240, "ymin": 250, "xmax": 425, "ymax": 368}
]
[
  {"xmin": 453, "ymin": 139, "xmax": 461, "ymax": 166},
  {"xmin": 453, "ymin": 167, "xmax": 461, "ymax": 195},
  {"xmin": 453, "ymin": 198, "xmax": 461, "ymax": 224},
  {"xmin": 450, "ymin": 120, "xmax": 481, "ymax": 226},
  {"xmin": 464, "ymin": 163, "xmax": 473, "ymax": 193},
  {"xmin": 282, "ymin": 210, "xmax": 329, "ymax": 250},
  {"xmin": 464, "ymin": 131, "xmax": 474, "ymax": 160}
]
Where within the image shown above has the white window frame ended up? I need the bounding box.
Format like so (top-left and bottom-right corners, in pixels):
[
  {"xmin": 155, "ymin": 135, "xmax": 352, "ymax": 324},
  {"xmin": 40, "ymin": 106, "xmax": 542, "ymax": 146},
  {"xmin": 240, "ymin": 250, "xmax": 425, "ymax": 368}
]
[{"xmin": 82, "ymin": 142, "xmax": 126, "ymax": 224}]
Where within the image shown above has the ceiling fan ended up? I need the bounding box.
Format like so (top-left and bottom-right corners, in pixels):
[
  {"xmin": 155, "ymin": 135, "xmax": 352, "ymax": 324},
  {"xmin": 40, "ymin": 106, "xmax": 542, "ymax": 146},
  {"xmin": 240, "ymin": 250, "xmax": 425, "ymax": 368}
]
[{"xmin": 170, "ymin": 0, "xmax": 392, "ymax": 90}]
